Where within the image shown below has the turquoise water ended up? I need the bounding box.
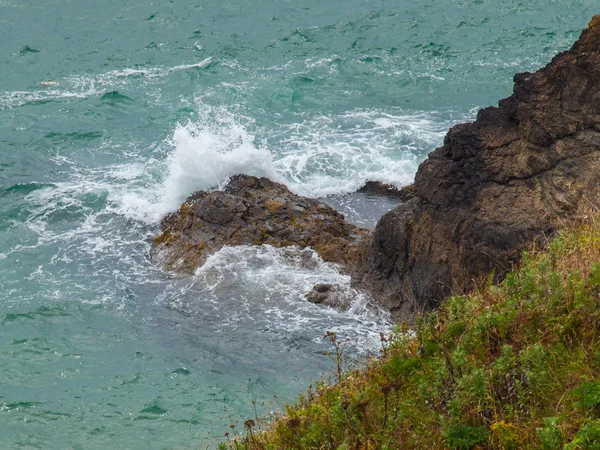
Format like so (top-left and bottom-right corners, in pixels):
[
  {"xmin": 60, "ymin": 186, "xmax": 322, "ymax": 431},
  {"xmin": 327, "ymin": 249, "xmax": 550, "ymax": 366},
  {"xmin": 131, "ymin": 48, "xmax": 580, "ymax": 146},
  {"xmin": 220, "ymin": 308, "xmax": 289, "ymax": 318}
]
[{"xmin": 1, "ymin": 1, "xmax": 597, "ymax": 448}]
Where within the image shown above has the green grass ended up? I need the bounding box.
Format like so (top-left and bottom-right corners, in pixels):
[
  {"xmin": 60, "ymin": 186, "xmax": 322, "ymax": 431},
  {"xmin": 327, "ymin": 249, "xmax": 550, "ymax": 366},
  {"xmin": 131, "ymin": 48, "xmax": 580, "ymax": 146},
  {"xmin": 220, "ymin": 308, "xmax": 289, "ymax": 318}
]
[{"xmin": 224, "ymin": 215, "xmax": 600, "ymax": 449}]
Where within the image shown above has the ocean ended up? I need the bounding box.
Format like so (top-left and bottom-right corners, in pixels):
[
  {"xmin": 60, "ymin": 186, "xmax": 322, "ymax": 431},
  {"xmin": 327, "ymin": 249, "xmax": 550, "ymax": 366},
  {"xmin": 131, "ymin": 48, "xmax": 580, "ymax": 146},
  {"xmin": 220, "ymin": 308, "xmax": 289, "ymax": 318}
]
[{"xmin": 0, "ymin": 1, "xmax": 596, "ymax": 448}]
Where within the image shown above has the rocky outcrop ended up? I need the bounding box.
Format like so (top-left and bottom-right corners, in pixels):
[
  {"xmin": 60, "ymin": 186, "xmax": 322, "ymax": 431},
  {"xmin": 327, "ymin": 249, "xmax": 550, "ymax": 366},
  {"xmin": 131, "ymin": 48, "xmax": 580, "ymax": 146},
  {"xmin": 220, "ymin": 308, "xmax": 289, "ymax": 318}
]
[
  {"xmin": 365, "ymin": 16, "xmax": 600, "ymax": 320},
  {"xmin": 154, "ymin": 18, "xmax": 600, "ymax": 322},
  {"xmin": 154, "ymin": 175, "xmax": 371, "ymax": 276}
]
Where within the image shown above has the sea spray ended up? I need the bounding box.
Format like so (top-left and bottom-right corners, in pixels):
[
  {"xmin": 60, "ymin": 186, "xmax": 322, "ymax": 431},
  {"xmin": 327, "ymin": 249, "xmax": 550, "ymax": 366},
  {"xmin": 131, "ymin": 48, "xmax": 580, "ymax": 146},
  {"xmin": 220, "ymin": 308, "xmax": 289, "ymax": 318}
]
[
  {"xmin": 184, "ymin": 245, "xmax": 391, "ymax": 354},
  {"xmin": 159, "ymin": 120, "xmax": 278, "ymax": 209},
  {"xmin": 114, "ymin": 104, "xmax": 461, "ymax": 225}
]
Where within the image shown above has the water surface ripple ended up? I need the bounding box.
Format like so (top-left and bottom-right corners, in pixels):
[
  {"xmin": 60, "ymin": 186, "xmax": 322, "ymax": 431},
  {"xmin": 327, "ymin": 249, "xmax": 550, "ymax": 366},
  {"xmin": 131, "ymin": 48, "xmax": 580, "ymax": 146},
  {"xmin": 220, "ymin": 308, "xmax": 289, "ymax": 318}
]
[{"xmin": 0, "ymin": 0, "xmax": 597, "ymax": 448}]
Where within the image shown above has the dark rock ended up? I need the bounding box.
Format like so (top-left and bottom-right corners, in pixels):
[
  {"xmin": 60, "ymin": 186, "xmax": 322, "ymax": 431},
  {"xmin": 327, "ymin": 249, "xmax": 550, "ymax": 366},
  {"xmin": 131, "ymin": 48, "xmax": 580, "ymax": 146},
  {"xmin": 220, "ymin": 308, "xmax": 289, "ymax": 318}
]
[
  {"xmin": 357, "ymin": 181, "xmax": 416, "ymax": 202},
  {"xmin": 153, "ymin": 175, "xmax": 371, "ymax": 276},
  {"xmin": 364, "ymin": 17, "xmax": 600, "ymax": 320},
  {"xmin": 305, "ymin": 283, "xmax": 351, "ymax": 310},
  {"xmin": 305, "ymin": 283, "xmax": 334, "ymax": 304}
]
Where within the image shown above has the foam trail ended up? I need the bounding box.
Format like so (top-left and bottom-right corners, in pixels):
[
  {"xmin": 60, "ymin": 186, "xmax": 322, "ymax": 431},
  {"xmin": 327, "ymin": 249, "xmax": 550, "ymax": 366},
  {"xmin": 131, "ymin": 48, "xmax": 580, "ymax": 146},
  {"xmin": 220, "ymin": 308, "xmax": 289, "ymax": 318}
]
[
  {"xmin": 103, "ymin": 58, "xmax": 213, "ymax": 80},
  {"xmin": 161, "ymin": 245, "xmax": 392, "ymax": 353}
]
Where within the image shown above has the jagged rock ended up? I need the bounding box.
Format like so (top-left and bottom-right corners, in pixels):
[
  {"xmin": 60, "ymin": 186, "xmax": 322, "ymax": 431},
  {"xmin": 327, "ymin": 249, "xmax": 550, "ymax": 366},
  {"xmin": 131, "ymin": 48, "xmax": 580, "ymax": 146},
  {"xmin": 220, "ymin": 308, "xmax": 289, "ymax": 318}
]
[
  {"xmin": 153, "ymin": 175, "xmax": 371, "ymax": 276},
  {"xmin": 366, "ymin": 17, "xmax": 600, "ymax": 320},
  {"xmin": 153, "ymin": 18, "xmax": 600, "ymax": 323},
  {"xmin": 357, "ymin": 181, "xmax": 415, "ymax": 201}
]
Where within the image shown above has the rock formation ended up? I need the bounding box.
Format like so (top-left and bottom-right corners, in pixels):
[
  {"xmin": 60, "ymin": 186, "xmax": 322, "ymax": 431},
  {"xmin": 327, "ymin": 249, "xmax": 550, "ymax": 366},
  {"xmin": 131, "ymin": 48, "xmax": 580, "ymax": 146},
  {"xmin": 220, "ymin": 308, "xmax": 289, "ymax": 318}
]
[
  {"xmin": 153, "ymin": 175, "xmax": 371, "ymax": 276},
  {"xmin": 365, "ymin": 16, "xmax": 600, "ymax": 319},
  {"xmin": 154, "ymin": 17, "xmax": 600, "ymax": 322},
  {"xmin": 305, "ymin": 283, "xmax": 352, "ymax": 311}
]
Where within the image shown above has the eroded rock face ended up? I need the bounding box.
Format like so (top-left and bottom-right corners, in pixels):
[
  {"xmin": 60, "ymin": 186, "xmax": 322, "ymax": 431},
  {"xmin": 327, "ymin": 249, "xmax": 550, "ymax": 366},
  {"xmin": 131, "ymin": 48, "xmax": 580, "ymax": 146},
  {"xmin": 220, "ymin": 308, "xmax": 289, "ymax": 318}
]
[
  {"xmin": 153, "ymin": 175, "xmax": 371, "ymax": 275},
  {"xmin": 366, "ymin": 17, "xmax": 600, "ymax": 319}
]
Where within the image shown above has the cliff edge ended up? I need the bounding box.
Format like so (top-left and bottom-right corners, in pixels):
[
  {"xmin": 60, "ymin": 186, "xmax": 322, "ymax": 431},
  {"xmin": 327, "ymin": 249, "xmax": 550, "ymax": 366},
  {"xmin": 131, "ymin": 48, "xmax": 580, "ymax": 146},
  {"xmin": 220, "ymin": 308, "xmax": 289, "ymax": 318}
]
[
  {"xmin": 153, "ymin": 17, "xmax": 600, "ymax": 323},
  {"xmin": 366, "ymin": 16, "xmax": 600, "ymax": 319}
]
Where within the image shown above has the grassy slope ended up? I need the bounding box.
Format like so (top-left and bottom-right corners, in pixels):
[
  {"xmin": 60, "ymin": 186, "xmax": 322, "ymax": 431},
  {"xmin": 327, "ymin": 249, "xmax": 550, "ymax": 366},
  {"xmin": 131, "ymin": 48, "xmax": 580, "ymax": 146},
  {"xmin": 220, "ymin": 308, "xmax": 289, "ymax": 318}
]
[{"xmin": 225, "ymin": 216, "xmax": 600, "ymax": 449}]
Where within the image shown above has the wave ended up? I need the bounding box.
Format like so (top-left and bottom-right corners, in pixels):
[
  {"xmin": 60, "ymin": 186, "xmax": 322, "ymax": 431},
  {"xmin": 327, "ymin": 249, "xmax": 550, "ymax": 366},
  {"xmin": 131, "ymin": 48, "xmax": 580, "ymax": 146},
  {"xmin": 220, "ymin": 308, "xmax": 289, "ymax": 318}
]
[
  {"xmin": 162, "ymin": 244, "xmax": 391, "ymax": 354},
  {"xmin": 114, "ymin": 104, "xmax": 467, "ymax": 224},
  {"xmin": 113, "ymin": 107, "xmax": 280, "ymax": 223},
  {"xmin": 0, "ymin": 58, "xmax": 213, "ymax": 109}
]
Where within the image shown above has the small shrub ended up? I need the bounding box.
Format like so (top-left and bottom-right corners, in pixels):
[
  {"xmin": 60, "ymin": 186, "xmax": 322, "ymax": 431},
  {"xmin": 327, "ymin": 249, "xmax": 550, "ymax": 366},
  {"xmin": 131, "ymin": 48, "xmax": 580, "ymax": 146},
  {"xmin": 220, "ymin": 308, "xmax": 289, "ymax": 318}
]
[
  {"xmin": 445, "ymin": 321, "xmax": 466, "ymax": 342},
  {"xmin": 444, "ymin": 424, "xmax": 488, "ymax": 450},
  {"xmin": 491, "ymin": 420, "xmax": 519, "ymax": 449},
  {"xmin": 536, "ymin": 417, "xmax": 562, "ymax": 450},
  {"xmin": 574, "ymin": 381, "xmax": 600, "ymax": 413},
  {"xmin": 565, "ymin": 420, "xmax": 600, "ymax": 450},
  {"xmin": 382, "ymin": 355, "xmax": 421, "ymax": 378}
]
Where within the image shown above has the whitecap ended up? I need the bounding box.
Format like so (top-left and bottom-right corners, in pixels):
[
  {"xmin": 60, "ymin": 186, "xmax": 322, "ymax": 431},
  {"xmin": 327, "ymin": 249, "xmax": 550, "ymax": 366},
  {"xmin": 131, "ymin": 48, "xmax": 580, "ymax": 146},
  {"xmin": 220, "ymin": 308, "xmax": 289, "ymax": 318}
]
[
  {"xmin": 157, "ymin": 245, "xmax": 392, "ymax": 354},
  {"xmin": 113, "ymin": 107, "xmax": 279, "ymax": 224},
  {"xmin": 113, "ymin": 103, "xmax": 470, "ymax": 223}
]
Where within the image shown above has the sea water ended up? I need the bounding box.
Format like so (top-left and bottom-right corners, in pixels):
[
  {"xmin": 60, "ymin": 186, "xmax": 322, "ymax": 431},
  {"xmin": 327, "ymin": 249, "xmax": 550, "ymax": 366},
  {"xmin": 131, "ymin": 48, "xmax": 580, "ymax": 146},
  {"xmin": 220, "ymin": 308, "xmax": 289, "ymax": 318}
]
[{"xmin": 0, "ymin": 1, "xmax": 597, "ymax": 448}]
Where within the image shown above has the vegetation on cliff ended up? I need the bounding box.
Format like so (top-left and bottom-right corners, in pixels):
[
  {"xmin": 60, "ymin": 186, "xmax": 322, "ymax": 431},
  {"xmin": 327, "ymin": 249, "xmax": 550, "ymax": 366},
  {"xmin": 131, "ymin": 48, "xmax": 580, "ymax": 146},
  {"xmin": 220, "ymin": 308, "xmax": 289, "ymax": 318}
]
[{"xmin": 225, "ymin": 214, "xmax": 600, "ymax": 449}]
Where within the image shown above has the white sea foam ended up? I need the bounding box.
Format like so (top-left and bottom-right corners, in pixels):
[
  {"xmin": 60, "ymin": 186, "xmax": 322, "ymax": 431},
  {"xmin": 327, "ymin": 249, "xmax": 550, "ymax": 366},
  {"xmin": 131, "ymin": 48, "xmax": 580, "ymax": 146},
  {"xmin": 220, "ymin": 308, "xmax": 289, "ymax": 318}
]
[
  {"xmin": 0, "ymin": 59, "xmax": 213, "ymax": 109},
  {"xmin": 160, "ymin": 245, "xmax": 392, "ymax": 353},
  {"xmin": 158, "ymin": 121, "xmax": 278, "ymax": 210},
  {"xmin": 273, "ymin": 109, "xmax": 451, "ymax": 197},
  {"xmin": 113, "ymin": 103, "xmax": 465, "ymax": 223},
  {"xmin": 113, "ymin": 107, "xmax": 280, "ymax": 223}
]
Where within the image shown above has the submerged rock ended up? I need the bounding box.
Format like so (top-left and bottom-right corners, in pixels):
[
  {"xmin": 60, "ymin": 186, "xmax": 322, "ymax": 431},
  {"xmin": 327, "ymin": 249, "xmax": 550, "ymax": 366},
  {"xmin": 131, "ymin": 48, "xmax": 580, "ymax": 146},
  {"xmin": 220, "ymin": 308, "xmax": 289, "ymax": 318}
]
[
  {"xmin": 366, "ymin": 17, "xmax": 600, "ymax": 320},
  {"xmin": 153, "ymin": 175, "xmax": 371, "ymax": 276}
]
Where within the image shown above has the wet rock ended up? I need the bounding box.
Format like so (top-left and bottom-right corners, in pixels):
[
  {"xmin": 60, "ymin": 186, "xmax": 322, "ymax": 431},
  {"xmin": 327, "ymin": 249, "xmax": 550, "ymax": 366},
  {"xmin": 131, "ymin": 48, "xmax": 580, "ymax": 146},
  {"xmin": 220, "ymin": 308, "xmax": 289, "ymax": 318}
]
[
  {"xmin": 357, "ymin": 181, "xmax": 415, "ymax": 202},
  {"xmin": 305, "ymin": 283, "xmax": 351, "ymax": 311},
  {"xmin": 365, "ymin": 18, "xmax": 600, "ymax": 320},
  {"xmin": 153, "ymin": 175, "xmax": 371, "ymax": 276}
]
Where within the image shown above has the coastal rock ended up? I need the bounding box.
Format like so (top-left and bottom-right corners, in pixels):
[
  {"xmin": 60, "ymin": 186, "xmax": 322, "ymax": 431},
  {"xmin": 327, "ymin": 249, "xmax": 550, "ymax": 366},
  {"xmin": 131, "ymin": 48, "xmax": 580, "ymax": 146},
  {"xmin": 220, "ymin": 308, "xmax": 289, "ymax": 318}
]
[
  {"xmin": 357, "ymin": 181, "xmax": 416, "ymax": 201},
  {"xmin": 153, "ymin": 175, "xmax": 371, "ymax": 276},
  {"xmin": 366, "ymin": 17, "xmax": 600, "ymax": 319},
  {"xmin": 305, "ymin": 283, "xmax": 351, "ymax": 311}
]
